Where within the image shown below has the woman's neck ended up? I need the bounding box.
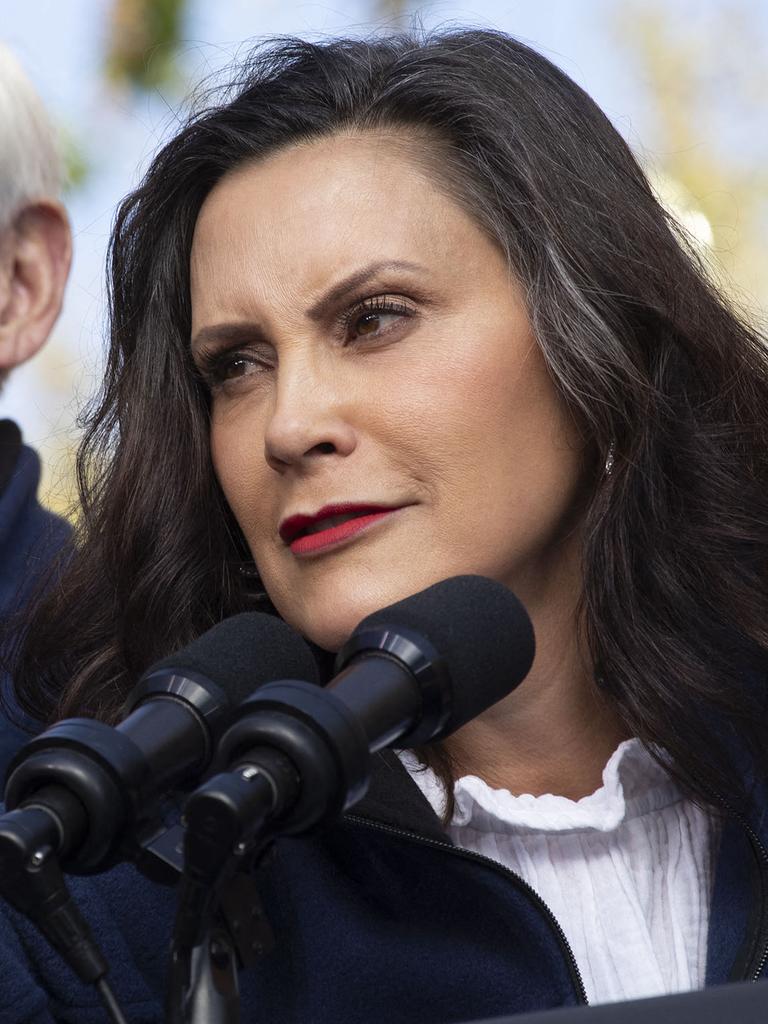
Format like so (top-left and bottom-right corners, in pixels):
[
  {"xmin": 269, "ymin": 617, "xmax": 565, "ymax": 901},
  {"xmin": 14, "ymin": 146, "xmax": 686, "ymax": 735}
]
[
  {"xmin": 444, "ymin": 686, "xmax": 629, "ymax": 800},
  {"xmin": 443, "ymin": 583, "xmax": 630, "ymax": 801}
]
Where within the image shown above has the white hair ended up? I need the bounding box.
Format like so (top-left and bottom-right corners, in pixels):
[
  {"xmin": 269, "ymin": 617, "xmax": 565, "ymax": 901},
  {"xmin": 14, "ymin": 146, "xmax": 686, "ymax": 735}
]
[{"xmin": 0, "ymin": 44, "xmax": 62, "ymax": 230}]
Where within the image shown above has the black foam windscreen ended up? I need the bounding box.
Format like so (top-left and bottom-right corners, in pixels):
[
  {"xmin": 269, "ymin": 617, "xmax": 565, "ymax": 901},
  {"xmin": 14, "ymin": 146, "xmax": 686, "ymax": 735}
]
[
  {"xmin": 355, "ymin": 576, "xmax": 535, "ymax": 735},
  {"xmin": 147, "ymin": 612, "xmax": 321, "ymax": 705}
]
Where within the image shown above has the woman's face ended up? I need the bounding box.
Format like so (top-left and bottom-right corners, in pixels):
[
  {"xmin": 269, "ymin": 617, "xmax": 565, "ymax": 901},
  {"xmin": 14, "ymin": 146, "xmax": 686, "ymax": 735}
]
[{"xmin": 190, "ymin": 132, "xmax": 588, "ymax": 650}]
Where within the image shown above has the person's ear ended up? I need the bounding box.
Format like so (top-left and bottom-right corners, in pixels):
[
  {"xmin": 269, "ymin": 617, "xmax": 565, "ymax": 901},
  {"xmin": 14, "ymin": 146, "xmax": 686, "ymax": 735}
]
[{"xmin": 0, "ymin": 200, "xmax": 72, "ymax": 372}]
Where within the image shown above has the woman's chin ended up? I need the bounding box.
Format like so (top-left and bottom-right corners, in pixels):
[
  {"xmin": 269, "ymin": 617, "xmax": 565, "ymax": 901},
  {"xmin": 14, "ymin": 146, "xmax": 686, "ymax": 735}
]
[
  {"xmin": 286, "ymin": 617, "xmax": 358, "ymax": 656},
  {"xmin": 267, "ymin": 594, "xmax": 368, "ymax": 653},
  {"xmin": 265, "ymin": 565, "xmax": 474, "ymax": 653},
  {"xmin": 270, "ymin": 585, "xmax": 408, "ymax": 654}
]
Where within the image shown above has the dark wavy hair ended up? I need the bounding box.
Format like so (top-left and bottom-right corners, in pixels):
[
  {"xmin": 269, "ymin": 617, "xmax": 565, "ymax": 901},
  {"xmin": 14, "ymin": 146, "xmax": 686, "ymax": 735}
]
[{"xmin": 7, "ymin": 29, "xmax": 768, "ymax": 811}]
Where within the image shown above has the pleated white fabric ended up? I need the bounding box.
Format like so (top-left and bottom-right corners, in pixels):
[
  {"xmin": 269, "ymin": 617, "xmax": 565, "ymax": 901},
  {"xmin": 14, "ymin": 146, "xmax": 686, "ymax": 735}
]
[{"xmin": 398, "ymin": 740, "xmax": 719, "ymax": 1005}]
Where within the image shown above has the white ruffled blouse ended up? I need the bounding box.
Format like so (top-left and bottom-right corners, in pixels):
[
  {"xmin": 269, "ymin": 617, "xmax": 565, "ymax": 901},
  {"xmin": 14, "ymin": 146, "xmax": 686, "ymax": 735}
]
[{"xmin": 398, "ymin": 739, "xmax": 719, "ymax": 1006}]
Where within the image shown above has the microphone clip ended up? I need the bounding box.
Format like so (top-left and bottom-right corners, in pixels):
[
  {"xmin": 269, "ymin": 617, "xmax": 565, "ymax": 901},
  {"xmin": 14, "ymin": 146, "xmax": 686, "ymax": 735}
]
[{"xmin": 0, "ymin": 806, "xmax": 108, "ymax": 985}]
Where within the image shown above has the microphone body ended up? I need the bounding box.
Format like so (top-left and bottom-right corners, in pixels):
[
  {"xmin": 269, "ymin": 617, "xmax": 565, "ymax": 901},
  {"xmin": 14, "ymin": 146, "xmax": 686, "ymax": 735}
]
[
  {"xmin": 1, "ymin": 613, "xmax": 320, "ymax": 873},
  {"xmin": 205, "ymin": 576, "xmax": 536, "ymax": 837},
  {"xmin": 172, "ymin": 576, "xmax": 535, "ymax": 960}
]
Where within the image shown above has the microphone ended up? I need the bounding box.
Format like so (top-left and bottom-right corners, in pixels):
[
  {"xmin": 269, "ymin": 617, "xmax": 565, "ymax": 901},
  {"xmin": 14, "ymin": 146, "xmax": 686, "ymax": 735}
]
[
  {"xmin": 331, "ymin": 573, "xmax": 536, "ymax": 748},
  {"xmin": 1, "ymin": 612, "xmax": 320, "ymax": 874},
  {"xmin": 198, "ymin": 576, "xmax": 535, "ymax": 840}
]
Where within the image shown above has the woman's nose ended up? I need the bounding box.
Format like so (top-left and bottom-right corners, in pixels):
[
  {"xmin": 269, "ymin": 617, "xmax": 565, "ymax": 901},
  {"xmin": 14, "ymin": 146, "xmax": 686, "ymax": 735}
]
[{"xmin": 263, "ymin": 366, "xmax": 357, "ymax": 473}]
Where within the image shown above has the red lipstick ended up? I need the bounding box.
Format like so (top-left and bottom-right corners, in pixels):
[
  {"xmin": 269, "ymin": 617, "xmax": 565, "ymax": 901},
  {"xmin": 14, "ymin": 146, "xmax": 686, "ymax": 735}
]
[{"xmin": 279, "ymin": 503, "xmax": 401, "ymax": 556}]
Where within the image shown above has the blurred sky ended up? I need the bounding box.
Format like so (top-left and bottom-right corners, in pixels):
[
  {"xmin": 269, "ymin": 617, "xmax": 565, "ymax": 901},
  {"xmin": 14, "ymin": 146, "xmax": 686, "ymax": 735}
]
[{"xmin": 1, "ymin": 0, "xmax": 767, "ymax": 507}]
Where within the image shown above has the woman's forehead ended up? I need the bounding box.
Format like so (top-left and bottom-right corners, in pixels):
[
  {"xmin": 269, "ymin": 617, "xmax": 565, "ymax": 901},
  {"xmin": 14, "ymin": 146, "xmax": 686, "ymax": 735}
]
[
  {"xmin": 188, "ymin": 132, "xmax": 499, "ymax": 317},
  {"xmin": 193, "ymin": 132, "xmax": 449, "ymax": 241}
]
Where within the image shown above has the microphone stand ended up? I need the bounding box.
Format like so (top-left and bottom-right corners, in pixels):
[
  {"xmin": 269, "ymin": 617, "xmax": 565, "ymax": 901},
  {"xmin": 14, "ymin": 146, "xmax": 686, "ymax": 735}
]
[
  {"xmin": 175, "ymin": 868, "xmax": 277, "ymax": 1024},
  {"xmin": 166, "ymin": 767, "xmax": 281, "ymax": 1024},
  {"xmin": 168, "ymin": 651, "xmax": 439, "ymax": 1022},
  {"xmin": 169, "ymin": 915, "xmax": 240, "ymax": 1024},
  {"xmin": 167, "ymin": 679, "xmax": 378, "ymax": 1022}
]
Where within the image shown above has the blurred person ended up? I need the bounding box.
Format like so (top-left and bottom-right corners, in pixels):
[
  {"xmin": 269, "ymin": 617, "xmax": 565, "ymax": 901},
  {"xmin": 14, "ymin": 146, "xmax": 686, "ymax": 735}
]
[
  {"xmin": 1, "ymin": 29, "xmax": 768, "ymax": 1023},
  {"xmin": 0, "ymin": 43, "xmax": 72, "ymax": 772}
]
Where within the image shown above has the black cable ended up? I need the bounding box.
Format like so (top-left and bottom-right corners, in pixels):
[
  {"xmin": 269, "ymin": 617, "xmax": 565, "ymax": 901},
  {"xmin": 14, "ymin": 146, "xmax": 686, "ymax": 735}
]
[{"xmin": 95, "ymin": 977, "xmax": 129, "ymax": 1024}]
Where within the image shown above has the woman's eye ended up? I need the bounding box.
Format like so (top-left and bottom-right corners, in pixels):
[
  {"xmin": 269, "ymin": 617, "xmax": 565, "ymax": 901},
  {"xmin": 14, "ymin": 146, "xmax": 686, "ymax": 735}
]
[
  {"xmin": 346, "ymin": 298, "xmax": 414, "ymax": 342},
  {"xmin": 351, "ymin": 310, "xmax": 400, "ymax": 338},
  {"xmin": 197, "ymin": 350, "xmax": 269, "ymax": 390},
  {"xmin": 221, "ymin": 355, "xmax": 259, "ymax": 379}
]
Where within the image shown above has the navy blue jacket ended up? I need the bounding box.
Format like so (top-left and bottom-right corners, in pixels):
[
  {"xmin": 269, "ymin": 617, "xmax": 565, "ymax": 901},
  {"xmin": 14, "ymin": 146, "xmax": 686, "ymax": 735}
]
[
  {"xmin": 0, "ymin": 748, "xmax": 767, "ymax": 1024},
  {"xmin": 0, "ymin": 420, "xmax": 72, "ymax": 777}
]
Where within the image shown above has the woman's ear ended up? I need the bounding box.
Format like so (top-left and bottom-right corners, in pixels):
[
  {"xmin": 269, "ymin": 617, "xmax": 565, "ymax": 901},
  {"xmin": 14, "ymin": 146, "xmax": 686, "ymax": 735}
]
[{"xmin": 0, "ymin": 199, "xmax": 72, "ymax": 372}]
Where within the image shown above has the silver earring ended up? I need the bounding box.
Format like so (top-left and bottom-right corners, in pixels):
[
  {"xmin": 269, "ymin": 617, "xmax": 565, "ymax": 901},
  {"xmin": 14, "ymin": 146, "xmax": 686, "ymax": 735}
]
[{"xmin": 604, "ymin": 440, "xmax": 616, "ymax": 477}]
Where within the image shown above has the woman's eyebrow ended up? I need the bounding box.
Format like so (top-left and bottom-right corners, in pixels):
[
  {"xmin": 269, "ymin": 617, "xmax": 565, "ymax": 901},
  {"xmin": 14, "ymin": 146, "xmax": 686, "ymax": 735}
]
[
  {"xmin": 306, "ymin": 259, "xmax": 426, "ymax": 321},
  {"xmin": 191, "ymin": 259, "xmax": 427, "ymax": 352},
  {"xmin": 191, "ymin": 321, "xmax": 268, "ymax": 354}
]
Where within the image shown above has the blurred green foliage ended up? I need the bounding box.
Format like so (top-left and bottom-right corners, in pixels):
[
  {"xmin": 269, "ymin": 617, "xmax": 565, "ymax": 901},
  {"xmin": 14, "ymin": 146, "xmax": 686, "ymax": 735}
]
[{"xmin": 105, "ymin": 0, "xmax": 186, "ymax": 91}]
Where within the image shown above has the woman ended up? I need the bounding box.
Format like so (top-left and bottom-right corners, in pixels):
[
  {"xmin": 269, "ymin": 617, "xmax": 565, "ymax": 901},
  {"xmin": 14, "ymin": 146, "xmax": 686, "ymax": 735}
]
[{"xmin": 2, "ymin": 28, "xmax": 768, "ymax": 1024}]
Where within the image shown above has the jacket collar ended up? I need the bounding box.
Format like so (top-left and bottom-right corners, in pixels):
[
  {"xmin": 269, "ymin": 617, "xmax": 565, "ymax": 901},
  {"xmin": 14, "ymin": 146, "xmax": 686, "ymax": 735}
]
[
  {"xmin": 0, "ymin": 419, "xmax": 22, "ymax": 496},
  {"xmin": 353, "ymin": 740, "xmax": 768, "ymax": 986},
  {"xmin": 348, "ymin": 749, "xmax": 449, "ymax": 844},
  {"xmin": 0, "ymin": 428, "xmax": 41, "ymax": 553},
  {"xmin": 0, "ymin": 424, "xmax": 71, "ymax": 622}
]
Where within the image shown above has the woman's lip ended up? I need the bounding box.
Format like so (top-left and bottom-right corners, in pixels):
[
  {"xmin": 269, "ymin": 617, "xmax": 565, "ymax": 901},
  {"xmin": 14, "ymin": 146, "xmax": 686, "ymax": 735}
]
[
  {"xmin": 279, "ymin": 503, "xmax": 400, "ymax": 544},
  {"xmin": 287, "ymin": 508, "xmax": 402, "ymax": 556}
]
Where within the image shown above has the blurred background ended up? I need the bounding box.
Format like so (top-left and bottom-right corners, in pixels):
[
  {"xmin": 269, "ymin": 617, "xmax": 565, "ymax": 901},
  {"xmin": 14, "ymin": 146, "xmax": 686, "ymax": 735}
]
[{"xmin": 2, "ymin": 0, "xmax": 767, "ymax": 515}]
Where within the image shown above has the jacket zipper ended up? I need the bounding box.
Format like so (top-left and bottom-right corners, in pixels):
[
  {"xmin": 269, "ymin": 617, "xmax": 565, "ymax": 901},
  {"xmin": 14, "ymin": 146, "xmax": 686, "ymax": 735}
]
[
  {"xmin": 721, "ymin": 804, "xmax": 768, "ymax": 982},
  {"xmin": 745, "ymin": 816, "xmax": 768, "ymax": 981},
  {"xmin": 700, "ymin": 779, "xmax": 768, "ymax": 983},
  {"xmin": 345, "ymin": 813, "xmax": 589, "ymax": 1006}
]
